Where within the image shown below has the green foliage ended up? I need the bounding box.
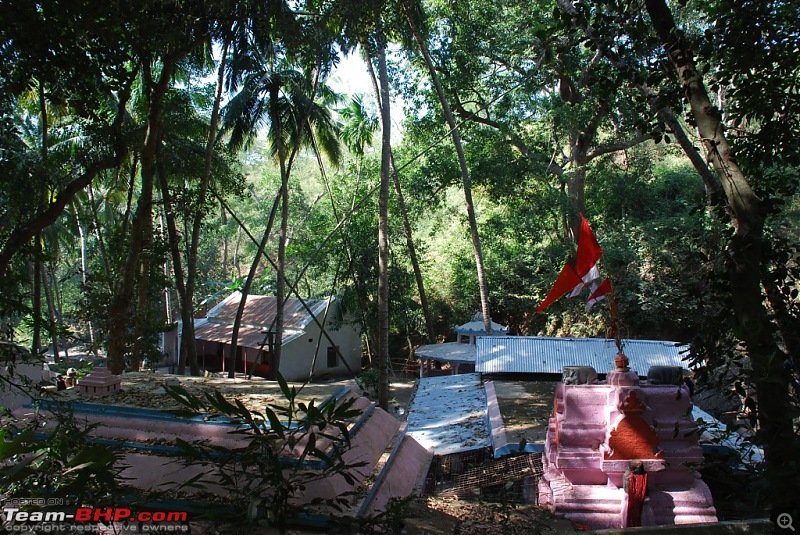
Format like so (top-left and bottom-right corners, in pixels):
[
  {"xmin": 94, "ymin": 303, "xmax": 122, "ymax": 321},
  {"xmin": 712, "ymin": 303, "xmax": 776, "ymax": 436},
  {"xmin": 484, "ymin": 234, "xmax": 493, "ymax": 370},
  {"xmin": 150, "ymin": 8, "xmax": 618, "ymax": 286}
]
[
  {"xmin": 694, "ymin": 0, "xmax": 800, "ymax": 171},
  {"xmin": 0, "ymin": 404, "xmax": 123, "ymax": 502},
  {"xmin": 163, "ymin": 373, "xmax": 367, "ymax": 532},
  {"xmin": 358, "ymin": 368, "xmax": 380, "ymax": 397}
]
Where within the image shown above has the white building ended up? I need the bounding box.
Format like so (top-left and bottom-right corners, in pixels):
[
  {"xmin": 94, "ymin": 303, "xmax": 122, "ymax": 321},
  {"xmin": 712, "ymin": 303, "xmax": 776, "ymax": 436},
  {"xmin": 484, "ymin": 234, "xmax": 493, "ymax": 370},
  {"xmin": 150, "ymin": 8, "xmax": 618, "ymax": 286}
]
[{"xmin": 166, "ymin": 292, "xmax": 361, "ymax": 381}]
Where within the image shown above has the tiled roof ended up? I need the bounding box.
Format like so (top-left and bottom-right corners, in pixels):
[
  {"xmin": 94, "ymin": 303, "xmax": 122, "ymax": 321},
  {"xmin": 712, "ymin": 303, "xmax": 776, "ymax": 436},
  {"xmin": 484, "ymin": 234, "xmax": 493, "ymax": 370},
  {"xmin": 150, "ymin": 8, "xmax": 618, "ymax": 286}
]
[
  {"xmin": 206, "ymin": 292, "xmax": 328, "ymax": 331},
  {"xmin": 194, "ymin": 320, "xmax": 303, "ymax": 349}
]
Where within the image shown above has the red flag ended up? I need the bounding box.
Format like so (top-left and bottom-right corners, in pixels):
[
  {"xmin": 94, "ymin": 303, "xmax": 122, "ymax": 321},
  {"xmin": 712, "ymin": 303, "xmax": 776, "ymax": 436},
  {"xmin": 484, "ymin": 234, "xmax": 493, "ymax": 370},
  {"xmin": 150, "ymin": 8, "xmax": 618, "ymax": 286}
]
[
  {"xmin": 567, "ymin": 215, "xmax": 604, "ymax": 297},
  {"xmin": 537, "ymin": 262, "xmax": 583, "ymax": 313},
  {"xmin": 538, "ymin": 214, "xmax": 604, "ymax": 312},
  {"xmin": 586, "ymin": 278, "xmax": 613, "ymax": 311},
  {"xmin": 568, "ymin": 263, "xmax": 602, "ymax": 297},
  {"xmin": 575, "ymin": 214, "xmax": 603, "ymax": 278}
]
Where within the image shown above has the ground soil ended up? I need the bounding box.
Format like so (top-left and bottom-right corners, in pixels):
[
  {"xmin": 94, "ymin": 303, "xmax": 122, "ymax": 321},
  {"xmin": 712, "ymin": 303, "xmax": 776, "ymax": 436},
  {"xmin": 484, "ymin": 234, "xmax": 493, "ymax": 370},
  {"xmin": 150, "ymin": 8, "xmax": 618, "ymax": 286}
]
[
  {"xmin": 52, "ymin": 367, "xmax": 417, "ymax": 419},
  {"xmin": 404, "ymin": 497, "xmax": 581, "ymax": 535},
  {"xmin": 492, "ymin": 380, "xmax": 557, "ymax": 445}
]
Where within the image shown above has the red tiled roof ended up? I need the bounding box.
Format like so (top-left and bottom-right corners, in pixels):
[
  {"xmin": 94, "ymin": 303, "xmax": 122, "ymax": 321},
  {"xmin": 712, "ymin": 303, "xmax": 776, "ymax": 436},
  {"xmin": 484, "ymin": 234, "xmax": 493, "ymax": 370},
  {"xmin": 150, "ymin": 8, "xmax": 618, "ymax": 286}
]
[
  {"xmin": 209, "ymin": 294, "xmax": 326, "ymax": 331},
  {"xmin": 193, "ymin": 322, "xmax": 274, "ymax": 349}
]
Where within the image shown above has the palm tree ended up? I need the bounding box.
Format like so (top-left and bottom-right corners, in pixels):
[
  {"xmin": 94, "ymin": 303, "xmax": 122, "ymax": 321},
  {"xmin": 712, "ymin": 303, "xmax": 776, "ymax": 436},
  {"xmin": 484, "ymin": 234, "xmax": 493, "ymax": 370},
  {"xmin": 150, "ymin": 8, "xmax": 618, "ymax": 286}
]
[
  {"xmin": 339, "ymin": 94, "xmax": 378, "ymax": 157},
  {"xmin": 174, "ymin": 36, "xmax": 232, "ymax": 376},
  {"xmin": 221, "ymin": 35, "xmax": 342, "ymax": 377},
  {"xmin": 363, "ymin": 53, "xmax": 436, "ymax": 345}
]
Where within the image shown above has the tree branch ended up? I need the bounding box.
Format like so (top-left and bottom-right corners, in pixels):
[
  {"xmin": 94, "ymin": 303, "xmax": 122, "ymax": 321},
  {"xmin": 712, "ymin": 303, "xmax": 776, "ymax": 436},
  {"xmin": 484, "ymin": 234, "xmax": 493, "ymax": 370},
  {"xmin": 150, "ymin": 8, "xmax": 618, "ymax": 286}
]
[
  {"xmin": 0, "ymin": 82, "xmax": 133, "ymax": 281},
  {"xmin": 585, "ymin": 132, "xmax": 654, "ymax": 161}
]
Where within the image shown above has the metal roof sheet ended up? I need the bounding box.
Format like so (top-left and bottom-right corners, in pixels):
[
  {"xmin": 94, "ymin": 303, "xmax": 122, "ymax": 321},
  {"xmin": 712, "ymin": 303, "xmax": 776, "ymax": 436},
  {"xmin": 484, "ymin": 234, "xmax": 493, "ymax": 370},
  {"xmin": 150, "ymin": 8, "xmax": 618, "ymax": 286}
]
[
  {"xmin": 406, "ymin": 373, "xmax": 490, "ymax": 455},
  {"xmin": 476, "ymin": 336, "xmax": 689, "ymax": 376},
  {"xmin": 414, "ymin": 342, "xmax": 476, "ymax": 363}
]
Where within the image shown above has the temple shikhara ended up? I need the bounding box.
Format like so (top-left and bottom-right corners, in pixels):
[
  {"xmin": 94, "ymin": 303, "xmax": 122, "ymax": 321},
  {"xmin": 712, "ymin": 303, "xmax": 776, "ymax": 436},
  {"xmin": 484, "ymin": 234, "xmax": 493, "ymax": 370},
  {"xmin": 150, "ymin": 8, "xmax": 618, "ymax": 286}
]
[{"xmin": 538, "ymin": 354, "xmax": 717, "ymax": 528}]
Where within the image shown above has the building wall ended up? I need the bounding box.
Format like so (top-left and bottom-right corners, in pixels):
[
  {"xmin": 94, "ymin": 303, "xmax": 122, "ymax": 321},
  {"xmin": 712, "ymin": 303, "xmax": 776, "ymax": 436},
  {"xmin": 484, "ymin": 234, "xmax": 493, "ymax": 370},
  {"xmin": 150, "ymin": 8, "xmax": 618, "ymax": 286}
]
[
  {"xmin": 187, "ymin": 299, "xmax": 362, "ymax": 381},
  {"xmin": 161, "ymin": 326, "xmax": 180, "ymax": 367},
  {"xmin": 278, "ymin": 313, "xmax": 361, "ymax": 382},
  {"xmin": 1, "ymin": 362, "xmax": 44, "ymax": 411}
]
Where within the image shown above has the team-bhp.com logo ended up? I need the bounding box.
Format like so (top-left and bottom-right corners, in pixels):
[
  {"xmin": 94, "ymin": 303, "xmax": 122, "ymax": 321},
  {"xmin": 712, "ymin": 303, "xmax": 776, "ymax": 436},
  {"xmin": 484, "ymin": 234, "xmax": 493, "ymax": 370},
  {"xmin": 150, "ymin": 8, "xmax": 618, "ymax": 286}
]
[{"xmin": 2, "ymin": 503, "xmax": 189, "ymax": 533}]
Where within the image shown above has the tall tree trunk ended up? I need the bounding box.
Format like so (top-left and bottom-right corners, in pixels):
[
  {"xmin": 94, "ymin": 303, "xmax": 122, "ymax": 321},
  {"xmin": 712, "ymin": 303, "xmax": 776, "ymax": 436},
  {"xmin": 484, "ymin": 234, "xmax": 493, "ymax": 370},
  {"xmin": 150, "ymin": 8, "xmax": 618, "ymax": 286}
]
[
  {"xmin": 234, "ymin": 226, "xmax": 242, "ymax": 277},
  {"xmin": 30, "ymin": 80, "xmax": 48, "ymax": 357},
  {"xmin": 41, "ymin": 263, "xmax": 60, "ymax": 360},
  {"xmin": 71, "ymin": 204, "xmax": 96, "ymax": 351},
  {"xmin": 567, "ymin": 165, "xmax": 587, "ymax": 237},
  {"xmin": 107, "ymin": 58, "xmax": 174, "ymax": 374},
  {"xmin": 227, "ymin": 189, "xmax": 282, "ymax": 378},
  {"xmin": 364, "ymin": 47, "xmax": 436, "ymax": 344},
  {"xmin": 271, "ymin": 81, "xmax": 289, "ymax": 376},
  {"xmin": 309, "ymin": 128, "xmax": 372, "ymax": 334},
  {"xmin": 401, "ymin": 0, "xmax": 492, "ymax": 334},
  {"xmin": 30, "ymin": 257, "xmax": 42, "ymax": 355},
  {"xmin": 217, "ymin": 193, "xmax": 361, "ymax": 381},
  {"xmin": 644, "ymin": 0, "xmax": 796, "ymax": 517},
  {"xmin": 130, "ymin": 202, "xmax": 154, "ymax": 371},
  {"xmin": 221, "ymin": 202, "xmax": 229, "ymax": 276},
  {"xmin": 376, "ymin": 15, "xmax": 392, "ymax": 411},
  {"xmin": 157, "ymin": 162, "xmax": 199, "ymax": 377},
  {"xmin": 179, "ymin": 40, "xmax": 229, "ymax": 377},
  {"xmin": 565, "ymin": 100, "xmax": 607, "ymax": 236},
  {"xmin": 88, "ymin": 187, "xmax": 114, "ymax": 284},
  {"xmin": 158, "ymin": 206, "xmax": 172, "ymax": 326},
  {"xmin": 51, "ymin": 262, "xmax": 68, "ymax": 359}
]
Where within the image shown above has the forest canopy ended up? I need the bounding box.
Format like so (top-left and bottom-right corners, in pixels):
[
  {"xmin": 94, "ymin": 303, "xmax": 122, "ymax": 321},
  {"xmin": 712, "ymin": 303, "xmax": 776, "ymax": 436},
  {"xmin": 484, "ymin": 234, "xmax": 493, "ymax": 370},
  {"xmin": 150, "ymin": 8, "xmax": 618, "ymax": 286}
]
[{"xmin": 0, "ymin": 0, "xmax": 798, "ymax": 519}]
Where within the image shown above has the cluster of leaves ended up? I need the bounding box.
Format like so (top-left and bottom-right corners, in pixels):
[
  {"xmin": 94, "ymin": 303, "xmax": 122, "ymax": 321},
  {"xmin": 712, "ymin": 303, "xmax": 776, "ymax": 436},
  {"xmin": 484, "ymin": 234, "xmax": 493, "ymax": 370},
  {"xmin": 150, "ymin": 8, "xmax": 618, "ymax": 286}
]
[
  {"xmin": 694, "ymin": 0, "xmax": 800, "ymax": 171},
  {"xmin": 1, "ymin": 346, "xmax": 125, "ymax": 513},
  {"xmin": 163, "ymin": 373, "xmax": 366, "ymax": 532},
  {"xmin": 0, "ymin": 404, "xmax": 123, "ymax": 504}
]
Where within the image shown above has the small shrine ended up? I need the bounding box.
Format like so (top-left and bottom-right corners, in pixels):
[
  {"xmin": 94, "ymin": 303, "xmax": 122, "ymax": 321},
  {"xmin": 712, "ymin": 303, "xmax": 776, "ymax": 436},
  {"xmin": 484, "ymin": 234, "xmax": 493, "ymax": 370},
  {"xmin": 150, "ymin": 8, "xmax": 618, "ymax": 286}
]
[
  {"xmin": 78, "ymin": 366, "xmax": 122, "ymax": 397},
  {"xmin": 537, "ymin": 353, "xmax": 717, "ymax": 529},
  {"xmin": 414, "ymin": 312, "xmax": 509, "ymax": 377},
  {"xmin": 454, "ymin": 311, "xmax": 509, "ymax": 345}
]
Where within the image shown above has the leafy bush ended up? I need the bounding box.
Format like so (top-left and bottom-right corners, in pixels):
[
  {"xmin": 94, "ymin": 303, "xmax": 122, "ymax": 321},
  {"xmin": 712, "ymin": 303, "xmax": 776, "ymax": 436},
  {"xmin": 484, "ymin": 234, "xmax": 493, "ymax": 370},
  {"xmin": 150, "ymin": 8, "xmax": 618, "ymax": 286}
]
[{"xmin": 164, "ymin": 373, "xmax": 366, "ymax": 533}]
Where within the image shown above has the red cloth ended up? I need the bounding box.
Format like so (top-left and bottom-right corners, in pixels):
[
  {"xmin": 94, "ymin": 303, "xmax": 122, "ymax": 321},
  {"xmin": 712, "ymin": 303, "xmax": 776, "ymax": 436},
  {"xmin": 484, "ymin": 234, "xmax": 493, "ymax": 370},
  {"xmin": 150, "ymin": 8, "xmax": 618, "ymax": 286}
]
[
  {"xmin": 586, "ymin": 277, "xmax": 613, "ymax": 311},
  {"xmin": 538, "ymin": 214, "xmax": 604, "ymax": 312},
  {"xmin": 626, "ymin": 472, "xmax": 648, "ymax": 527},
  {"xmin": 537, "ymin": 262, "xmax": 583, "ymax": 312},
  {"xmin": 575, "ymin": 214, "xmax": 603, "ymax": 276}
]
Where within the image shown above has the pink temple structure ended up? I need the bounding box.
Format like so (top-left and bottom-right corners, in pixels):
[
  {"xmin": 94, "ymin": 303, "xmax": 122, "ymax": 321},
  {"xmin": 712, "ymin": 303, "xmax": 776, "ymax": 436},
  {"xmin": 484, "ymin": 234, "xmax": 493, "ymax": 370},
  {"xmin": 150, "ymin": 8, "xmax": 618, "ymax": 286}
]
[
  {"xmin": 538, "ymin": 354, "xmax": 717, "ymax": 529},
  {"xmin": 77, "ymin": 366, "xmax": 121, "ymax": 397}
]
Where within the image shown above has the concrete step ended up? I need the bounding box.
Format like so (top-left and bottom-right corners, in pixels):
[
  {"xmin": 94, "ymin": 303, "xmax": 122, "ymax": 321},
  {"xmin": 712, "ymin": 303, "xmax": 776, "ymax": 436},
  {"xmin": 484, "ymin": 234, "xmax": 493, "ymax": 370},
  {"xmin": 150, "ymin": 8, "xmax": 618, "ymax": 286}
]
[{"xmin": 356, "ymin": 432, "xmax": 433, "ymax": 518}]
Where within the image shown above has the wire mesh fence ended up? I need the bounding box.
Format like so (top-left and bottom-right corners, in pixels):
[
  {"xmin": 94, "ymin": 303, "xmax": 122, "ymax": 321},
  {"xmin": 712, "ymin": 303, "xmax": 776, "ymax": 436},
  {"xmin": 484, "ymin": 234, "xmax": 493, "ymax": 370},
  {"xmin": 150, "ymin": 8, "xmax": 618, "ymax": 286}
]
[{"xmin": 424, "ymin": 449, "xmax": 544, "ymax": 502}]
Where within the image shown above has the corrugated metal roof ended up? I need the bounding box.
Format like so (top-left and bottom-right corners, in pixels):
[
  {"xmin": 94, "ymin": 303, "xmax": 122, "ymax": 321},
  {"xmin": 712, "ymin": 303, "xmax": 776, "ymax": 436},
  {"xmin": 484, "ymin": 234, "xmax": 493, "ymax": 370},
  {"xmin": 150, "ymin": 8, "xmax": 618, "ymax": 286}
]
[
  {"xmin": 476, "ymin": 336, "xmax": 689, "ymax": 376},
  {"xmin": 206, "ymin": 292, "xmax": 328, "ymax": 331},
  {"xmin": 414, "ymin": 342, "xmax": 476, "ymax": 363},
  {"xmin": 406, "ymin": 373, "xmax": 490, "ymax": 455}
]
